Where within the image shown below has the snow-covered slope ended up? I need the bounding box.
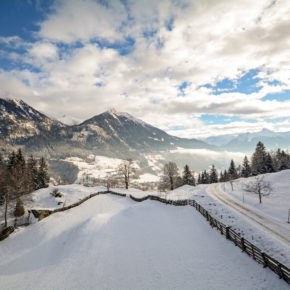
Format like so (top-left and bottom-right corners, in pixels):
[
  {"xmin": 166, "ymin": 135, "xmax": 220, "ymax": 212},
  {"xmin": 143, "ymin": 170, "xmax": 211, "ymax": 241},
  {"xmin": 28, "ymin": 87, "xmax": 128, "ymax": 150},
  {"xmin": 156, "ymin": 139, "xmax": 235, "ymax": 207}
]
[
  {"xmin": 218, "ymin": 170, "xmax": 290, "ymax": 225},
  {"xmin": 0, "ymin": 194, "xmax": 287, "ymax": 289}
]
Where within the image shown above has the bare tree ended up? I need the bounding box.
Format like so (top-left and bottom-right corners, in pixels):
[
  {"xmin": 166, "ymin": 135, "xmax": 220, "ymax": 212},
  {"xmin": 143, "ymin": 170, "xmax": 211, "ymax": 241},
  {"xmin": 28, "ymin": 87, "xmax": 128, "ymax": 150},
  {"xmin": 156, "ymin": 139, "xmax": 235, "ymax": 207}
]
[
  {"xmin": 244, "ymin": 176, "xmax": 272, "ymax": 204},
  {"xmin": 160, "ymin": 162, "xmax": 179, "ymax": 191},
  {"xmin": 118, "ymin": 159, "xmax": 134, "ymax": 189}
]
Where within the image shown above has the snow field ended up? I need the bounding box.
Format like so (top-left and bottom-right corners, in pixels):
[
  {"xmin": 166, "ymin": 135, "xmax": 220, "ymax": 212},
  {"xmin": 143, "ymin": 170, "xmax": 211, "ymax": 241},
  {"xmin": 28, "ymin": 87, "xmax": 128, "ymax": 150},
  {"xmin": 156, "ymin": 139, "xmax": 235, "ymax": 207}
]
[{"xmin": 0, "ymin": 195, "xmax": 288, "ymax": 289}]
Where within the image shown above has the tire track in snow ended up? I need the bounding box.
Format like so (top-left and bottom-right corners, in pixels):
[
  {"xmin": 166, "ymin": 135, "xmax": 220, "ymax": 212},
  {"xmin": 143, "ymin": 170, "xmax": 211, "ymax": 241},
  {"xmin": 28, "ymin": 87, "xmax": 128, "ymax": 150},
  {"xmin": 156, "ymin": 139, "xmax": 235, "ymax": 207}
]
[{"xmin": 207, "ymin": 184, "xmax": 290, "ymax": 245}]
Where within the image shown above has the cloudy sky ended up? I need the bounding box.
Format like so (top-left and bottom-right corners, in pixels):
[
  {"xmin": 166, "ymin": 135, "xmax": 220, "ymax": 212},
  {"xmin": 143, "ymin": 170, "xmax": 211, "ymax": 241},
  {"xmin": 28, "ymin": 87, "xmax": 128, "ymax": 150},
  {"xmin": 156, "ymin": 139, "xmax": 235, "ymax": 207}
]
[{"xmin": 0, "ymin": 0, "xmax": 290, "ymax": 138}]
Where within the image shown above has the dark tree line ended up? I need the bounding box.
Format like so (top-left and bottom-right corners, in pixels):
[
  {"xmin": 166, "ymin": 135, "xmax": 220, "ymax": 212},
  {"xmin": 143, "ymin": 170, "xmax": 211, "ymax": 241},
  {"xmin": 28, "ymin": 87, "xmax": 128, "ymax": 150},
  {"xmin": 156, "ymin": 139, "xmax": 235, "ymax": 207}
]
[
  {"xmin": 159, "ymin": 141, "xmax": 290, "ymax": 190},
  {"xmin": 0, "ymin": 149, "xmax": 49, "ymax": 227}
]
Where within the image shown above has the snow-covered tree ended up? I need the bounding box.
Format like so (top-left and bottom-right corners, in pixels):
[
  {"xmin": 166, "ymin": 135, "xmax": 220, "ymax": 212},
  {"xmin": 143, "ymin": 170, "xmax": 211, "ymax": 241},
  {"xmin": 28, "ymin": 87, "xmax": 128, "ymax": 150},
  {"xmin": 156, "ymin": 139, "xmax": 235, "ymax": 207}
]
[
  {"xmin": 182, "ymin": 165, "xmax": 195, "ymax": 186},
  {"xmin": 26, "ymin": 155, "xmax": 38, "ymax": 192},
  {"xmin": 241, "ymin": 156, "xmax": 251, "ymax": 177},
  {"xmin": 265, "ymin": 153, "xmax": 275, "ymax": 173},
  {"xmin": 209, "ymin": 165, "xmax": 218, "ymax": 183},
  {"xmin": 201, "ymin": 170, "xmax": 210, "ymax": 184},
  {"xmin": 251, "ymin": 141, "xmax": 267, "ymax": 174},
  {"xmin": 244, "ymin": 176, "xmax": 272, "ymax": 204},
  {"xmin": 228, "ymin": 160, "xmax": 238, "ymax": 180},
  {"xmin": 160, "ymin": 162, "xmax": 179, "ymax": 190},
  {"xmin": 37, "ymin": 157, "xmax": 49, "ymax": 189},
  {"xmin": 118, "ymin": 159, "xmax": 134, "ymax": 189}
]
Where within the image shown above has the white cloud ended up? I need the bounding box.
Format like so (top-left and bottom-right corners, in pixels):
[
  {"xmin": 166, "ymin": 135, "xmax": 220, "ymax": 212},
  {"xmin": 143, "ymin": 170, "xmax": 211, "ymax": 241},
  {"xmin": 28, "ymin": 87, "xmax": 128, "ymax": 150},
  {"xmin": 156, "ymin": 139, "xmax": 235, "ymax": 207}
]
[
  {"xmin": 1, "ymin": 0, "xmax": 290, "ymax": 137},
  {"xmin": 38, "ymin": 0, "xmax": 127, "ymax": 43}
]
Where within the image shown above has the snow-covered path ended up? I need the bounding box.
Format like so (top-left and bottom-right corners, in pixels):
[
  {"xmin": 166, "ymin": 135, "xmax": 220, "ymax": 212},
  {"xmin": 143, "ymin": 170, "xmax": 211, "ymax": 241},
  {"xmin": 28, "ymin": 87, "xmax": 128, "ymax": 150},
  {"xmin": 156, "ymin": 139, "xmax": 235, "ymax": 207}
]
[
  {"xmin": 207, "ymin": 183, "xmax": 290, "ymax": 245},
  {"xmin": 0, "ymin": 195, "xmax": 288, "ymax": 289}
]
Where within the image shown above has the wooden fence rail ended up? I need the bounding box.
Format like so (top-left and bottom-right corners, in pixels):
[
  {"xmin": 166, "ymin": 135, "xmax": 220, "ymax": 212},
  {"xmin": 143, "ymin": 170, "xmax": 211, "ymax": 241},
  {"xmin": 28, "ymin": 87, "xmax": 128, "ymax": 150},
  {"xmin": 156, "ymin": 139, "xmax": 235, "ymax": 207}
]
[{"xmin": 1, "ymin": 189, "xmax": 289, "ymax": 284}]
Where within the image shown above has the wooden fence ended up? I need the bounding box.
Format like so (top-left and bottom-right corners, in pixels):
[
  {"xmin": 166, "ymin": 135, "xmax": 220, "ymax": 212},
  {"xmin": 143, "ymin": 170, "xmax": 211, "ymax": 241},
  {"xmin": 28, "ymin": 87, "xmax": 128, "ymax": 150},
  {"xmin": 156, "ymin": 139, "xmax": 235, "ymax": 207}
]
[{"xmin": 1, "ymin": 189, "xmax": 289, "ymax": 284}]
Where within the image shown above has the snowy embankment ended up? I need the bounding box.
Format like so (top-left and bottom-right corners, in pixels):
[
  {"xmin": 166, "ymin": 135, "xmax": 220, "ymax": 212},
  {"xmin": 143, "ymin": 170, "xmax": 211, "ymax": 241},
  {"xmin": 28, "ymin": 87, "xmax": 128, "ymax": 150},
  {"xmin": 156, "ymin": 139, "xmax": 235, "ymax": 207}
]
[{"xmin": 0, "ymin": 195, "xmax": 287, "ymax": 289}]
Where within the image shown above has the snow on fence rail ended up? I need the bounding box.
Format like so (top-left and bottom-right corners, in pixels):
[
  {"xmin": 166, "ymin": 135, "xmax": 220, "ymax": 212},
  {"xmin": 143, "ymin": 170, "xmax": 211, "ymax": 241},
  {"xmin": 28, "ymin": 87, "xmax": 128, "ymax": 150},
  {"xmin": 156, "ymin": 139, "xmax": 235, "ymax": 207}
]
[{"xmin": 1, "ymin": 189, "xmax": 289, "ymax": 284}]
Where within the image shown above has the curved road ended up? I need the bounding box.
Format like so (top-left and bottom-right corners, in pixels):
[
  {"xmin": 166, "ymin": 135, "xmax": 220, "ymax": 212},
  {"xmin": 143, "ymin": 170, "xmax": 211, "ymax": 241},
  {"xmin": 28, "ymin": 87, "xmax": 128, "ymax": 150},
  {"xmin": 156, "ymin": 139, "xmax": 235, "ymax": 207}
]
[{"xmin": 207, "ymin": 183, "xmax": 290, "ymax": 245}]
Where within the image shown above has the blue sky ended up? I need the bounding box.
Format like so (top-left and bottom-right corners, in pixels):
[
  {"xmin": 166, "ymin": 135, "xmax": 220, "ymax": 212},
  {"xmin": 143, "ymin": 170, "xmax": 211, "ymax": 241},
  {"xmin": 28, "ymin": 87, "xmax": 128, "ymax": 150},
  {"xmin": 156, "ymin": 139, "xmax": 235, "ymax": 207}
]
[{"xmin": 1, "ymin": 0, "xmax": 290, "ymax": 138}]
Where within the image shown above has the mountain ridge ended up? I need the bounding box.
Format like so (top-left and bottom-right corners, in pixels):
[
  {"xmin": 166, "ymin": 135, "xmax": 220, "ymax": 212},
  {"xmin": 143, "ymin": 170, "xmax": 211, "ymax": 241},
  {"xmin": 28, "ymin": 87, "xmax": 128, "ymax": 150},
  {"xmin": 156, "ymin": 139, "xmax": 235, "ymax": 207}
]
[{"xmin": 0, "ymin": 98, "xmax": 216, "ymax": 159}]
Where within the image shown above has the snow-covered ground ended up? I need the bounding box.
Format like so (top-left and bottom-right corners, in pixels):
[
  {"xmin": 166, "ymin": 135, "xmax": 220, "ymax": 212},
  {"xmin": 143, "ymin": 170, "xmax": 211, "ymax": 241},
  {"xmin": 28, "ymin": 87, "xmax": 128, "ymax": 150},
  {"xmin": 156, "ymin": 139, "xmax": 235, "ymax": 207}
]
[
  {"xmin": 64, "ymin": 156, "xmax": 124, "ymax": 182},
  {"xmin": 221, "ymin": 170, "xmax": 290, "ymax": 225},
  {"xmin": 0, "ymin": 194, "xmax": 287, "ymax": 289},
  {"xmin": 64, "ymin": 155, "xmax": 158, "ymax": 184}
]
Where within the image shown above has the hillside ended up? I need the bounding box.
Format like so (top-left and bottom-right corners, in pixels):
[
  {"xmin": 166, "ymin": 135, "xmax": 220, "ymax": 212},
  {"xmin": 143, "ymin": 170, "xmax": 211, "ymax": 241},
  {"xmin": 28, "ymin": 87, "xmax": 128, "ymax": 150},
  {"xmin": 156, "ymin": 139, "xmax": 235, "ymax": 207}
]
[{"xmin": 0, "ymin": 193, "xmax": 287, "ymax": 289}]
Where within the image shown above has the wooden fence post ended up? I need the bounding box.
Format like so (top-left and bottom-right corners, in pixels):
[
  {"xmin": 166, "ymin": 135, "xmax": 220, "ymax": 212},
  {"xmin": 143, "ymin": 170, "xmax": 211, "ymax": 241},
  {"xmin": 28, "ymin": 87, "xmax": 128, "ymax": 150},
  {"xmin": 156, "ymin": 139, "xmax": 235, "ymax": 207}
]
[
  {"xmin": 261, "ymin": 253, "xmax": 268, "ymax": 268},
  {"xmin": 251, "ymin": 244, "xmax": 255, "ymax": 260},
  {"xmin": 241, "ymin": 237, "xmax": 246, "ymax": 251},
  {"xmin": 226, "ymin": 227, "xmax": 230, "ymax": 239},
  {"xmin": 277, "ymin": 263, "xmax": 285, "ymax": 280}
]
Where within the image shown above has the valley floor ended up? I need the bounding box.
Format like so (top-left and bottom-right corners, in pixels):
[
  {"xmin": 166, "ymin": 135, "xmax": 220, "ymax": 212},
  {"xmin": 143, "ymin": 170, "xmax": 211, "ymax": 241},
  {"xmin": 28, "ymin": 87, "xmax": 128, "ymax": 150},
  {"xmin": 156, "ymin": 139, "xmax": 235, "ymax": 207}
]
[{"xmin": 0, "ymin": 194, "xmax": 288, "ymax": 289}]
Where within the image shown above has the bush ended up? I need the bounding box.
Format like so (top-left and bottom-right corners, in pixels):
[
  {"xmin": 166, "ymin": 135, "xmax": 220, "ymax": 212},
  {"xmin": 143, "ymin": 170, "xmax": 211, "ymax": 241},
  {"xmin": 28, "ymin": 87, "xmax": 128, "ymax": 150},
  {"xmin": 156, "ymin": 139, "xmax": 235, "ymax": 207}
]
[
  {"xmin": 50, "ymin": 188, "xmax": 63, "ymax": 198},
  {"xmin": 14, "ymin": 199, "xmax": 25, "ymax": 217}
]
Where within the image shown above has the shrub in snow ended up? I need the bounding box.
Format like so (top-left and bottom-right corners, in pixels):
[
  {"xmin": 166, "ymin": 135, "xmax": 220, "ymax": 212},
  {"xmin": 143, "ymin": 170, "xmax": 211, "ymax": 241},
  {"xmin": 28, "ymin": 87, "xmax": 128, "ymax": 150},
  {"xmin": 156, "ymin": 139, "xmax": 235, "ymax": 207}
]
[
  {"xmin": 50, "ymin": 188, "xmax": 63, "ymax": 198},
  {"xmin": 14, "ymin": 199, "xmax": 25, "ymax": 217}
]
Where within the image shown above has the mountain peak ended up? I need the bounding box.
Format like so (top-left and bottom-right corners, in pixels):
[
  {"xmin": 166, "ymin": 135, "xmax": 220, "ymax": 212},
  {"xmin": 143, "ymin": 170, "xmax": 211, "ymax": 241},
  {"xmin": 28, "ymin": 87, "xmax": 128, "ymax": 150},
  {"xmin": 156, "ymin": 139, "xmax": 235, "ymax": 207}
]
[{"xmin": 106, "ymin": 108, "xmax": 118, "ymax": 115}]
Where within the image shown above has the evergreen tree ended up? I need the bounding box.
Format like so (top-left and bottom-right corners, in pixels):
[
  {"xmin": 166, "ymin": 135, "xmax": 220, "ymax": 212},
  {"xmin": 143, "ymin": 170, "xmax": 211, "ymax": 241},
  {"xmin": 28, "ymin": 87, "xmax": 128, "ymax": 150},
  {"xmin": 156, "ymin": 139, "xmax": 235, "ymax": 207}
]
[
  {"xmin": 251, "ymin": 141, "xmax": 267, "ymax": 174},
  {"xmin": 223, "ymin": 169, "xmax": 229, "ymax": 182},
  {"xmin": 37, "ymin": 157, "xmax": 49, "ymax": 189},
  {"xmin": 274, "ymin": 149, "xmax": 289, "ymax": 170},
  {"xmin": 26, "ymin": 155, "xmax": 38, "ymax": 192},
  {"xmin": 228, "ymin": 160, "xmax": 238, "ymax": 180},
  {"xmin": 7, "ymin": 151, "xmax": 17, "ymax": 170},
  {"xmin": 197, "ymin": 173, "xmax": 201, "ymax": 185},
  {"xmin": 201, "ymin": 170, "xmax": 209, "ymax": 184},
  {"xmin": 209, "ymin": 165, "xmax": 218, "ymax": 183},
  {"xmin": 241, "ymin": 156, "xmax": 251, "ymax": 177},
  {"xmin": 265, "ymin": 153, "xmax": 275, "ymax": 173},
  {"xmin": 15, "ymin": 148, "xmax": 25, "ymax": 170},
  {"xmin": 182, "ymin": 165, "xmax": 195, "ymax": 186}
]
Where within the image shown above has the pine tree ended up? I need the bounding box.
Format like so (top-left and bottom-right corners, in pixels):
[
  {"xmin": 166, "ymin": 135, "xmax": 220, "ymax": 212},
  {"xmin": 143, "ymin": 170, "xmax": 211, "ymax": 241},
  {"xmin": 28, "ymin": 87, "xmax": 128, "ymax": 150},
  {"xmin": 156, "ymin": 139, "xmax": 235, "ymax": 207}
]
[
  {"xmin": 265, "ymin": 153, "xmax": 275, "ymax": 173},
  {"xmin": 197, "ymin": 173, "xmax": 201, "ymax": 184},
  {"xmin": 182, "ymin": 165, "xmax": 195, "ymax": 186},
  {"xmin": 15, "ymin": 148, "xmax": 25, "ymax": 170},
  {"xmin": 241, "ymin": 156, "xmax": 251, "ymax": 177},
  {"xmin": 251, "ymin": 141, "xmax": 267, "ymax": 174},
  {"xmin": 26, "ymin": 155, "xmax": 38, "ymax": 192},
  {"xmin": 223, "ymin": 169, "xmax": 229, "ymax": 182},
  {"xmin": 275, "ymin": 149, "xmax": 289, "ymax": 170},
  {"xmin": 201, "ymin": 170, "xmax": 209, "ymax": 184},
  {"xmin": 228, "ymin": 160, "xmax": 238, "ymax": 180},
  {"xmin": 209, "ymin": 165, "xmax": 218, "ymax": 183},
  {"xmin": 37, "ymin": 157, "xmax": 49, "ymax": 189},
  {"xmin": 7, "ymin": 151, "xmax": 17, "ymax": 170}
]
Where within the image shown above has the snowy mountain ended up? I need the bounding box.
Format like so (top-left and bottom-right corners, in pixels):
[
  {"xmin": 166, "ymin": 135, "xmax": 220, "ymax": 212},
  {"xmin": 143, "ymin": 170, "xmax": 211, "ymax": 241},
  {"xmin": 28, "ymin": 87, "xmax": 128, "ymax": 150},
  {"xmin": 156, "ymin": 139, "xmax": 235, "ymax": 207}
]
[
  {"xmin": 205, "ymin": 129, "xmax": 290, "ymax": 152},
  {"xmin": 0, "ymin": 98, "xmax": 215, "ymax": 159},
  {"xmin": 0, "ymin": 98, "xmax": 64, "ymax": 144}
]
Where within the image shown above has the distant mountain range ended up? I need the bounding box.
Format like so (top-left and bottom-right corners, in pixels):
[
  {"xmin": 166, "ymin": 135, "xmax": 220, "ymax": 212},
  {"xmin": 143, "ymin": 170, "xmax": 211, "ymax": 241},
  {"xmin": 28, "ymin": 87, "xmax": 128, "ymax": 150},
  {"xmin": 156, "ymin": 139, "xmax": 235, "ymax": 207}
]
[
  {"xmin": 1, "ymin": 97, "xmax": 290, "ymax": 182},
  {"xmin": 205, "ymin": 129, "xmax": 290, "ymax": 152},
  {"xmin": 0, "ymin": 98, "xmax": 214, "ymax": 159}
]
